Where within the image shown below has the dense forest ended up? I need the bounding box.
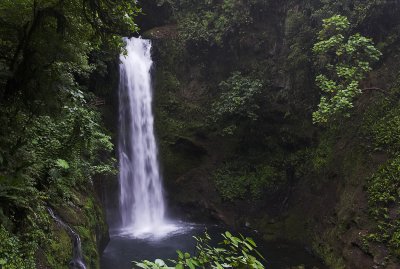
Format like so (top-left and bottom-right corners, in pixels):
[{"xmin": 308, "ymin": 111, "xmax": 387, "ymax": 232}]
[
  {"xmin": 0, "ymin": 1, "xmax": 140, "ymax": 267},
  {"xmin": 1, "ymin": 0, "xmax": 400, "ymax": 268}
]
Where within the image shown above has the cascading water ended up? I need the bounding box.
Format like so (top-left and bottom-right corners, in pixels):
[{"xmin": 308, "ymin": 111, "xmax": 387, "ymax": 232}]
[
  {"xmin": 117, "ymin": 37, "xmax": 176, "ymax": 238},
  {"xmin": 47, "ymin": 208, "xmax": 86, "ymax": 269},
  {"xmin": 101, "ymin": 37, "xmax": 329, "ymax": 269}
]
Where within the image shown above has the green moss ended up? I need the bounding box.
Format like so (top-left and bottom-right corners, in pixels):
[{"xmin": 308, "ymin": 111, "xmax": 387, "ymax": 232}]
[
  {"xmin": 288, "ymin": 132, "xmax": 335, "ymax": 180},
  {"xmin": 311, "ymin": 139, "xmax": 334, "ymax": 172},
  {"xmin": 312, "ymin": 240, "xmax": 346, "ymax": 269},
  {"xmin": 75, "ymin": 225, "xmax": 99, "ymax": 269},
  {"xmin": 42, "ymin": 187, "xmax": 107, "ymax": 269},
  {"xmin": 254, "ymin": 209, "xmax": 309, "ymax": 243},
  {"xmin": 44, "ymin": 227, "xmax": 72, "ymax": 269},
  {"xmin": 158, "ymin": 71, "xmax": 181, "ymax": 93},
  {"xmin": 283, "ymin": 213, "xmax": 308, "ymax": 242},
  {"xmin": 76, "ymin": 196, "xmax": 107, "ymax": 269}
]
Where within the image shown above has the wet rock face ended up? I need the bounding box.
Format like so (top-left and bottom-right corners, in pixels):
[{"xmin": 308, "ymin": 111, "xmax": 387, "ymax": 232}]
[
  {"xmin": 69, "ymin": 260, "xmax": 86, "ymax": 269},
  {"xmin": 136, "ymin": 1, "xmax": 173, "ymax": 33},
  {"xmin": 130, "ymin": 1, "xmax": 400, "ymax": 268}
]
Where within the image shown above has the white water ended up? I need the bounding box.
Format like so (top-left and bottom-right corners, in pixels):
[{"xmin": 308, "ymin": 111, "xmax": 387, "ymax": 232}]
[
  {"xmin": 118, "ymin": 38, "xmax": 177, "ymax": 238},
  {"xmin": 47, "ymin": 208, "xmax": 86, "ymax": 269}
]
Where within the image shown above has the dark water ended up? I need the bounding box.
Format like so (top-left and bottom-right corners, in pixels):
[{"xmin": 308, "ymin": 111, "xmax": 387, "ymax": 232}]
[{"xmin": 101, "ymin": 224, "xmax": 327, "ymax": 269}]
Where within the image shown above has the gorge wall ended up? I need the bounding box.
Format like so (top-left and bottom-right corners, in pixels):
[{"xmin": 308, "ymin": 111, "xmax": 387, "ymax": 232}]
[{"xmin": 137, "ymin": 1, "xmax": 400, "ymax": 268}]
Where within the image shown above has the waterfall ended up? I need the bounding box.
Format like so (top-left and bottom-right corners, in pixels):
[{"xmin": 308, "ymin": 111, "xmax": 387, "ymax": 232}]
[
  {"xmin": 117, "ymin": 37, "xmax": 175, "ymax": 238},
  {"xmin": 47, "ymin": 208, "xmax": 86, "ymax": 269}
]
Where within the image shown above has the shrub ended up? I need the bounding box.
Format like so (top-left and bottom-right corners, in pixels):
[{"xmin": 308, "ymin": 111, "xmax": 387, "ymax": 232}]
[
  {"xmin": 366, "ymin": 157, "xmax": 400, "ymax": 258},
  {"xmin": 0, "ymin": 226, "xmax": 36, "ymax": 269},
  {"xmin": 213, "ymin": 162, "xmax": 283, "ymax": 201},
  {"xmin": 211, "ymin": 72, "xmax": 264, "ymax": 135}
]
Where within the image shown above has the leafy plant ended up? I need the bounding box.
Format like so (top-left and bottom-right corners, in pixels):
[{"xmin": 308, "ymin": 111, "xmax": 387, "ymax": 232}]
[
  {"xmin": 0, "ymin": 0, "xmax": 134, "ymax": 266},
  {"xmin": 211, "ymin": 72, "xmax": 264, "ymax": 135},
  {"xmin": 366, "ymin": 156, "xmax": 400, "ymax": 258},
  {"xmin": 0, "ymin": 225, "xmax": 36, "ymax": 269},
  {"xmin": 312, "ymin": 15, "xmax": 382, "ymax": 123},
  {"xmin": 134, "ymin": 232, "xmax": 265, "ymax": 269},
  {"xmin": 175, "ymin": 0, "xmax": 253, "ymax": 47},
  {"xmin": 369, "ymin": 105, "xmax": 400, "ymax": 154}
]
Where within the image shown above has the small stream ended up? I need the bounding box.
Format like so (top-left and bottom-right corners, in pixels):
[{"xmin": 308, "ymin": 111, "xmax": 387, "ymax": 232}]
[{"xmin": 47, "ymin": 208, "xmax": 86, "ymax": 269}]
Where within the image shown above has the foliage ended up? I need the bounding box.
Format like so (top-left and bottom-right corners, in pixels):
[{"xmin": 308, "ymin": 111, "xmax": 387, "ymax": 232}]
[
  {"xmin": 0, "ymin": 225, "xmax": 36, "ymax": 269},
  {"xmin": 154, "ymin": 1, "xmax": 400, "ymax": 267},
  {"xmin": 211, "ymin": 72, "xmax": 264, "ymax": 135},
  {"xmin": 312, "ymin": 15, "xmax": 382, "ymax": 123},
  {"xmin": 284, "ymin": 8, "xmax": 315, "ymax": 98},
  {"xmin": 369, "ymin": 105, "xmax": 400, "ymax": 154},
  {"xmin": 365, "ymin": 157, "xmax": 400, "ymax": 258},
  {"xmin": 43, "ymin": 227, "xmax": 72, "ymax": 268},
  {"xmin": 172, "ymin": 0, "xmax": 253, "ymax": 47},
  {"xmin": 0, "ymin": 101, "xmax": 115, "ymax": 197},
  {"xmin": 361, "ymin": 97, "xmax": 400, "ymax": 258},
  {"xmin": 134, "ymin": 232, "xmax": 264, "ymax": 269},
  {"xmin": 0, "ymin": 0, "xmax": 140, "ymax": 103},
  {"xmin": 0, "ymin": 204, "xmax": 50, "ymax": 268},
  {"xmin": 312, "ymin": 239, "xmax": 346, "ymax": 269},
  {"xmin": 289, "ymin": 136, "xmax": 334, "ymax": 179},
  {"xmin": 0, "ymin": 105, "xmax": 114, "ymax": 266},
  {"xmin": 311, "ymin": 0, "xmax": 393, "ymax": 27},
  {"xmin": 0, "ymin": 0, "xmax": 138, "ymax": 266},
  {"xmin": 213, "ymin": 162, "xmax": 283, "ymax": 201}
]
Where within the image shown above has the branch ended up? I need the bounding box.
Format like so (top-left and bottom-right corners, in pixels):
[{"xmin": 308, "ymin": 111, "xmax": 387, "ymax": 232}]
[
  {"xmin": 361, "ymin": 87, "xmax": 398, "ymax": 101},
  {"xmin": 3, "ymin": 4, "xmax": 67, "ymax": 103}
]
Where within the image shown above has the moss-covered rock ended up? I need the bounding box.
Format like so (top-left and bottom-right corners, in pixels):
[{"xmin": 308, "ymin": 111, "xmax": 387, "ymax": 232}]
[{"xmin": 40, "ymin": 185, "xmax": 108, "ymax": 269}]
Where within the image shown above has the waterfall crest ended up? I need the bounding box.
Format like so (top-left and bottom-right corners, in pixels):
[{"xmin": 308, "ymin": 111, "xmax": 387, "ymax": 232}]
[{"xmin": 117, "ymin": 37, "xmax": 176, "ymax": 238}]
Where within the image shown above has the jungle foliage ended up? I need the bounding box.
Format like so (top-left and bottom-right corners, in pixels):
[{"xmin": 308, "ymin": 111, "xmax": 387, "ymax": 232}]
[
  {"xmin": 211, "ymin": 72, "xmax": 264, "ymax": 136},
  {"xmin": 1, "ymin": 0, "xmax": 400, "ymax": 268},
  {"xmin": 312, "ymin": 15, "xmax": 382, "ymax": 123},
  {"xmin": 0, "ymin": 0, "xmax": 140, "ymax": 267},
  {"xmin": 160, "ymin": 0, "xmax": 258, "ymax": 47}
]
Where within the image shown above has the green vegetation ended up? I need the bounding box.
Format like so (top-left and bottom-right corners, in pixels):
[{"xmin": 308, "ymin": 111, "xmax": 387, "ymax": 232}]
[
  {"xmin": 312, "ymin": 15, "xmax": 382, "ymax": 123},
  {"xmin": 360, "ymin": 97, "xmax": 400, "ymax": 259},
  {"xmin": 214, "ymin": 162, "xmax": 283, "ymax": 201},
  {"xmin": 134, "ymin": 232, "xmax": 264, "ymax": 269},
  {"xmin": 0, "ymin": 0, "xmax": 140, "ymax": 267},
  {"xmin": 211, "ymin": 72, "xmax": 264, "ymax": 135},
  {"xmin": 153, "ymin": 0, "xmax": 400, "ymax": 267},
  {"xmin": 170, "ymin": 0, "xmax": 254, "ymax": 47},
  {"xmin": 1, "ymin": 0, "xmax": 400, "ymax": 268},
  {"xmin": 0, "ymin": 225, "xmax": 36, "ymax": 269},
  {"xmin": 366, "ymin": 157, "xmax": 400, "ymax": 257}
]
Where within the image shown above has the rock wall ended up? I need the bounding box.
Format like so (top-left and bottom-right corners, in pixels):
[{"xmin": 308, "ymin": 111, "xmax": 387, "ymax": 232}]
[{"xmin": 135, "ymin": 1, "xmax": 400, "ymax": 268}]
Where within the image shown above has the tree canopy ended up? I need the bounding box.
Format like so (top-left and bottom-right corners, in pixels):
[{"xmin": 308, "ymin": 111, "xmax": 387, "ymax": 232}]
[{"xmin": 0, "ymin": 0, "xmax": 140, "ymax": 267}]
